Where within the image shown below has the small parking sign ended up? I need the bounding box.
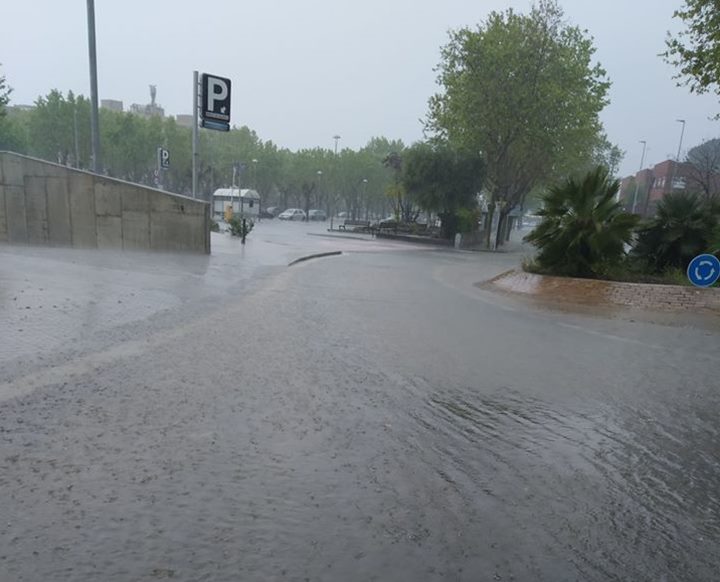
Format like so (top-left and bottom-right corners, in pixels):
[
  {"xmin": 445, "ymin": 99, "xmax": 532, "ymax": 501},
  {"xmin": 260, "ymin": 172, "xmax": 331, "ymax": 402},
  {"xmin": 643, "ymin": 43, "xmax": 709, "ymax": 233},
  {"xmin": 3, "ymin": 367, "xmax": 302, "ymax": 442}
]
[{"xmin": 157, "ymin": 147, "xmax": 170, "ymax": 170}]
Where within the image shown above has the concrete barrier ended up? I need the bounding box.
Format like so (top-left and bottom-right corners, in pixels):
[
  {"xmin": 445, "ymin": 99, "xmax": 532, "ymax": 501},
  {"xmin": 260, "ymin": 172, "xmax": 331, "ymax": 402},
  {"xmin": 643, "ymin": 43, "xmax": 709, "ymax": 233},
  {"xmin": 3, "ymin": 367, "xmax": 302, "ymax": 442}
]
[{"xmin": 0, "ymin": 151, "xmax": 210, "ymax": 253}]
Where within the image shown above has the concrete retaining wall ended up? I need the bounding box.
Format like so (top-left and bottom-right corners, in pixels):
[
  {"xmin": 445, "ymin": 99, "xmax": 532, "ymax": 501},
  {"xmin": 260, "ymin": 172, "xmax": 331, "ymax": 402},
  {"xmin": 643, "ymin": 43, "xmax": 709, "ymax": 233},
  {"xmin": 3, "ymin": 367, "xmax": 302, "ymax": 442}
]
[
  {"xmin": 0, "ymin": 151, "xmax": 210, "ymax": 253},
  {"xmin": 486, "ymin": 270, "xmax": 720, "ymax": 312}
]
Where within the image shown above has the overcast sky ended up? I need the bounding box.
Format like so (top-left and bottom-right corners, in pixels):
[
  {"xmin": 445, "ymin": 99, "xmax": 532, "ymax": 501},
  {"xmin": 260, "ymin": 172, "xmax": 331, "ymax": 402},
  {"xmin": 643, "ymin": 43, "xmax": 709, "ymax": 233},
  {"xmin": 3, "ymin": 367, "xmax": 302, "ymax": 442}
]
[{"xmin": 2, "ymin": 0, "xmax": 718, "ymax": 176}]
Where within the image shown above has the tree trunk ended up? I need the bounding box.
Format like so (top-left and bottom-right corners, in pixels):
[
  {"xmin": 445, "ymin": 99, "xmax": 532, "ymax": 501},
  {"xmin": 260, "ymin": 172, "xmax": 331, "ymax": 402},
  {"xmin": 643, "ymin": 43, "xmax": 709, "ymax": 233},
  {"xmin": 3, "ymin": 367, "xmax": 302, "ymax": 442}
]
[
  {"xmin": 484, "ymin": 204, "xmax": 495, "ymax": 249},
  {"xmin": 495, "ymin": 211, "xmax": 509, "ymax": 248}
]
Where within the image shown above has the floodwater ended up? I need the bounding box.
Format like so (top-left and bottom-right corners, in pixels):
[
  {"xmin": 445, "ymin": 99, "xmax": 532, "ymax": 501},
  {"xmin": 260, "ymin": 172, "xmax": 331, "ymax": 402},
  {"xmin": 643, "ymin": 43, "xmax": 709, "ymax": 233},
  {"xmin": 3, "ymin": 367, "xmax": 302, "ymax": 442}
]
[{"xmin": 1, "ymin": 223, "xmax": 718, "ymax": 581}]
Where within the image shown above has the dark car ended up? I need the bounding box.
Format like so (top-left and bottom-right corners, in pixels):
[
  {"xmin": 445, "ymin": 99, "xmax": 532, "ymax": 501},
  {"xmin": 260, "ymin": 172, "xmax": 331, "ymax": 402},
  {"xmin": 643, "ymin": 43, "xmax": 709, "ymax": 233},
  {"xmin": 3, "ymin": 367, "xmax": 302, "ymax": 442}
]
[{"xmin": 308, "ymin": 209, "xmax": 327, "ymax": 221}]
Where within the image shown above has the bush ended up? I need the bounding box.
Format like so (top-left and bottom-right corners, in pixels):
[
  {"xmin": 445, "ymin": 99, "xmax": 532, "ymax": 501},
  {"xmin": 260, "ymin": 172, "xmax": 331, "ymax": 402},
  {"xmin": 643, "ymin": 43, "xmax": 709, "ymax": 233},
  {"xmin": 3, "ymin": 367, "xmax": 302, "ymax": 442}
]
[
  {"xmin": 524, "ymin": 166, "xmax": 639, "ymax": 278},
  {"xmin": 228, "ymin": 216, "xmax": 254, "ymax": 239},
  {"xmin": 631, "ymin": 192, "xmax": 719, "ymax": 273},
  {"xmin": 209, "ymin": 218, "xmax": 220, "ymax": 232},
  {"xmin": 456, "ymin": 207, "xmax": 480, "ymax": 234}
]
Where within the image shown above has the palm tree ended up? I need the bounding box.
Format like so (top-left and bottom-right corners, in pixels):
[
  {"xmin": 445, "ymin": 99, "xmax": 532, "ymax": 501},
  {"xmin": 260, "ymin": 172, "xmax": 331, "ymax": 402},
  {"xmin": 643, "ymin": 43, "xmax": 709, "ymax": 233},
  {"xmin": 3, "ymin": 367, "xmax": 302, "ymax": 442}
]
[
  {"xmin": 632, "ymin": 192, "xmax": 719, "ymax": 272},
  {"xmin": 525, "ymin": 166, "xmax": 639, "ymax": 278}
]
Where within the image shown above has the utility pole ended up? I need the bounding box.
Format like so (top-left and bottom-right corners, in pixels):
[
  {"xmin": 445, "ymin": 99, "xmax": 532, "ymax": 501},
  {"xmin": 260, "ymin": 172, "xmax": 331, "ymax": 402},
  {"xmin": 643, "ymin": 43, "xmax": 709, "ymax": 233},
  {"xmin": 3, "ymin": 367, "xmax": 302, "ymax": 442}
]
[{"xmin": 86, "ymin": 0, "xmax": 101, "ymax": 173}]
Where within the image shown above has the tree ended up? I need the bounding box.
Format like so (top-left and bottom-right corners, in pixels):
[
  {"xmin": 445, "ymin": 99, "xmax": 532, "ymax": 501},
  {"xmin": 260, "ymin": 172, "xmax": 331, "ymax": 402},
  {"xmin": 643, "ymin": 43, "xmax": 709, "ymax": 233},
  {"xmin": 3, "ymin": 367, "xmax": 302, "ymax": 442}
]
[
  {"xmin": 632, "ymin": 192, "xmax": 720, "ymax": 272},
  {"xmin": 664, "ymin": 0, "xmax": 720, "ymax": 100},
  {"xmin": 525, "ymin": 166, "xmax": 639, "ymax": 278},
  {"xmin": 402, "ymin": 142, "xmax": 484, "ymax": 237},
  {"xmin": 684, "ymin": 137, "xmax": 720, "ymax": 200},
  {"xmin": 0, "ymin": 65, "xmax": 10, "ymax": 118},
  {"xmin": 427, "ymin": 0, "xmax": 612, "ymax": 248}
]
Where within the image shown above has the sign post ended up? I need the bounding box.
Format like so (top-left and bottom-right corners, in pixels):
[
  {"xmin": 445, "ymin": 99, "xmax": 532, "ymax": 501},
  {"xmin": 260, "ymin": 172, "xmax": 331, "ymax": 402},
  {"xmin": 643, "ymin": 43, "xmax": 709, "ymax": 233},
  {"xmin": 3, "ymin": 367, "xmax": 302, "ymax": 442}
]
[
  {"xmin": 156, "ymin": 147, "xmax": 170, "ymax": 190},
  {"xmin": 192, "ymin": 70, "xmax": 199, "ymax": 199},
  {"xmin": 192, "ymin": 71, "xmax": 232, "ymax": 200}
]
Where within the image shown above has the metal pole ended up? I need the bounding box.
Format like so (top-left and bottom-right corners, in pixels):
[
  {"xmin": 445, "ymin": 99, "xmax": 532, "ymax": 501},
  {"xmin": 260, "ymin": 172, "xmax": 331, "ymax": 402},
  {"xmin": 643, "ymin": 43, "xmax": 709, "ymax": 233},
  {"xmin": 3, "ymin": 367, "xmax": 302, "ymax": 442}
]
[
  {"xmin": 192, "ymin": 70, "xmax": 199, "ymax": 199},
  {"xmin": 86, "ymin": 0, "xmax": 101, "ymax": 173},
  {"xmin": 671, "ymin": 119, "xmax": 686, "ymax": 191},
  {"xmin": 631, "ymin": 140, "xmax": 647, "ymax": 214},
  {"xmin": 73, "ymin": 106, "xmax": 80, "ymax": 168}
]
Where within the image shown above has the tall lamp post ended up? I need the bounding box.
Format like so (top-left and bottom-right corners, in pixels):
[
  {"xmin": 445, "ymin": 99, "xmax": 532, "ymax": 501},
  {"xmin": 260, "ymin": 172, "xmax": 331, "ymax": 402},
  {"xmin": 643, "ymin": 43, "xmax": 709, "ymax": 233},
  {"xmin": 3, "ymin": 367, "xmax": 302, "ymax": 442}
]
[
  {"xmin": 631, "ymin": 140, "xmax": 647, "ymax": 214},
  {"xmin": 315, "ymin": 170, "xmax": 323, "ymax": 222},
  {"xmin": 671, "ymin": 119, "xmax": 686, "ymax": 191},
  {"xmin": 86, "ymin": 0, "xmax": 101, "ymax": 172},
  {"xmin": 361, "ymin": 178, "xmax": 368, "ymax": 219}
]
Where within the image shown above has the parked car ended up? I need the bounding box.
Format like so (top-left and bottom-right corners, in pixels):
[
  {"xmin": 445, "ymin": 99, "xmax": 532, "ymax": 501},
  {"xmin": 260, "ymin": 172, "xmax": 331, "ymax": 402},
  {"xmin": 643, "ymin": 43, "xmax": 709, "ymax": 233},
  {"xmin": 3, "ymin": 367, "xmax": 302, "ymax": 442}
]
[
  {"xmin": 308, "ymin": 209, "xmax": 327, "ymax": 221},
  {"xmin": 278, "ymin": 208, "xmax": 307, "ymax": 221},
  {"xmin": 264, "ymin": 206, "xmax": 283, "ymax": 218},
  {"xmin": 337, "ymin": 212, "xmax": 348, "ymax": 219}
]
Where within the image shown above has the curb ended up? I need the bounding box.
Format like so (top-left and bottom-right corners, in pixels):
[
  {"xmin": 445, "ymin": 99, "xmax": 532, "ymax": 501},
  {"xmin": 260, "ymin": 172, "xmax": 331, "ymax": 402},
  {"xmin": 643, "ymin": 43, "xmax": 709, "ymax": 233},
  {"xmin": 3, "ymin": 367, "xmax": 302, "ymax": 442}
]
[
  {"xmin": 288, "ymin": 251, "xmax": 343, "ymax": 266},
  {"xmin": 481, "ymin": 269, "xmax": 720, "ymax": 313}
]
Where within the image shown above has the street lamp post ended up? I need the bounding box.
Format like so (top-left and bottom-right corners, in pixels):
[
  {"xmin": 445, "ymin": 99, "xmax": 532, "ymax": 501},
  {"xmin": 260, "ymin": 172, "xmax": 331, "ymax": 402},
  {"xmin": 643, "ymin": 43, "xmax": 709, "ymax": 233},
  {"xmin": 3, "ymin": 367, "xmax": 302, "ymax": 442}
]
[
  {"xmin": 86, "ymin": 0, "xmax": 101, "ymax": 173},
  {"xmin": 315, "ymin": 170, "xmax": 323, "ymax": 223},
  {"xmin": 631, "ymin": 140, "xmax": 647, "ymax": 214},
  {"xmin": 671, "ymin": 119, "xmax": 686, "ymax": 191},
  {"xmin": 361, "ymin": 178, "xmax": 368, "ymax": 220}
]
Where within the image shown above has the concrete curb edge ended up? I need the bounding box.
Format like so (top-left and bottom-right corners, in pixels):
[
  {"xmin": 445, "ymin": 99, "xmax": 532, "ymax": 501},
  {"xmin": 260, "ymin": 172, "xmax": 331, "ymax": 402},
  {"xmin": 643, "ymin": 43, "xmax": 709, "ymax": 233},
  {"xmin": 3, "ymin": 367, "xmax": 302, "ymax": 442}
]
[{"xmin": 288, "ymin": 251, "xmax": 343, "ymax": 266}]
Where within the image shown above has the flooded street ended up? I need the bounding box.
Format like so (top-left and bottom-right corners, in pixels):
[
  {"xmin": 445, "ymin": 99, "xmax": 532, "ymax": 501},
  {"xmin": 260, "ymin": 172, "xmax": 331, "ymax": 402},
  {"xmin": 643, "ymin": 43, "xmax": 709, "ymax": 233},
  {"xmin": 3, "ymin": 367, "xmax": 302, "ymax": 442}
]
[{"xmin": 1, "ymin": 223, "xmax": 719, "ymax": 581}]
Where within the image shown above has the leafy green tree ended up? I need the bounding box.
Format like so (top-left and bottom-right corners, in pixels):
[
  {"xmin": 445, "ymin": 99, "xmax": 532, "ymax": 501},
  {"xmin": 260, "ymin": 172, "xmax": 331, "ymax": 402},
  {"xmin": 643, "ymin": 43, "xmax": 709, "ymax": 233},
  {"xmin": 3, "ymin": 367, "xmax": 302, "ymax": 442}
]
[
  {"xmin": 632, "ymin": 192, "xmax": 720, "ymax": 272},
  {"xmin": 427, "ymin": 0, "xmax": 612, "ymax": 247},
  {"xmin": 0, "ymin": 65, "xmax": 10, "ymax": 118},
  {"xmin": 402, "ymin": 142, "xmax": 484, "ymax": 237},
  {"xmin": 5, "ymin": 85, "xmax": 402, "ymax": 217},
  {"xmin": 0, "ymin": 66, "xmax": 26, "ymax": 152},
  {"xmin": 525, "ymin": 166, "xmax": 639, "ymax": 278},
  {"xmin": 664, "ymin": 0, "xmax": 720, "ymax": 101}
]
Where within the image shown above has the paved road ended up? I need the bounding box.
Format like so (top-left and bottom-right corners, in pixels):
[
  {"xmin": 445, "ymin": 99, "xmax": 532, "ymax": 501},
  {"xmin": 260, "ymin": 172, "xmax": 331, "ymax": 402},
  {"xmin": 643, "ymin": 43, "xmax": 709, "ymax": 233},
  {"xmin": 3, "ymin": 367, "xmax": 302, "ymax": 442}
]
[{"xmin": 1, "ymin": 222, "xmax": 718, "ymax": 581}]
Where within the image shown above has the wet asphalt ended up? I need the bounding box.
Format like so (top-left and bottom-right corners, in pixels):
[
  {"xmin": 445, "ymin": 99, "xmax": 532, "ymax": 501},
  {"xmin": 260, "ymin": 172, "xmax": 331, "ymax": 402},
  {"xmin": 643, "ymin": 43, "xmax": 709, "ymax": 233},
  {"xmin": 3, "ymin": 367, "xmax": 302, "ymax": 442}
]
[{"xmin": 1, "ymin": 221, "xmax": 719, "ymax": 581}]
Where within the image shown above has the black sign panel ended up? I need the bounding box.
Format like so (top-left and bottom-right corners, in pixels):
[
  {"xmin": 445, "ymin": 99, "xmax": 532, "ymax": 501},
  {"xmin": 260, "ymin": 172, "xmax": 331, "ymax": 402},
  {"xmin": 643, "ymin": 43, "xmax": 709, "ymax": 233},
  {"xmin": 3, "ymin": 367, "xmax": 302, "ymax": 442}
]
[
  {"xmin": 157, "ymin": 147, "xmax": 170, "ymax": 169},
  {"xmin": 201, "ymin": 73, "xmax": 231, "ymax": 131}
]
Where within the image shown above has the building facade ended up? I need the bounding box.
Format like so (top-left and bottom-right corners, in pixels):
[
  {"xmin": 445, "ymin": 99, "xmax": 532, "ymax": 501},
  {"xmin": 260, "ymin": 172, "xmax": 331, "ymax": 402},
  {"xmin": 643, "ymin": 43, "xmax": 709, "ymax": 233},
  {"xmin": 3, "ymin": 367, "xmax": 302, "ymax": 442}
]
[{"xmin": 619, "ymin": 160, "xmax": 695, "ymax": 216}]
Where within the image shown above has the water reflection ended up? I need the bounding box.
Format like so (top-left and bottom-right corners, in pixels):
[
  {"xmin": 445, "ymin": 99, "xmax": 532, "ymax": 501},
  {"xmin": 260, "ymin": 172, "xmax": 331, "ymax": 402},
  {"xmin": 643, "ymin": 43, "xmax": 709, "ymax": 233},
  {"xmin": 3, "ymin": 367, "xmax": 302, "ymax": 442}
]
[{"xmin": 409, "ymin": 388, "xmax": 720, "ymax": 580}]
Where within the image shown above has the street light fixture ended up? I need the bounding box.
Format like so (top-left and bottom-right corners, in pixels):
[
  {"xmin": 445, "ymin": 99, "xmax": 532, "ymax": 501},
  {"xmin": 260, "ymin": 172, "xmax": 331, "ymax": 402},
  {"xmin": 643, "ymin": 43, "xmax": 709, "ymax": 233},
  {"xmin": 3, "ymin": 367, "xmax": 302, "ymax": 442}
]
[
  {"xmin": 631, "ymin": 140, "xmax": 647, "ymax": 214},
  {"xmin": 671, "ymin": 119, "xmax": 686, "ymax": 191}
]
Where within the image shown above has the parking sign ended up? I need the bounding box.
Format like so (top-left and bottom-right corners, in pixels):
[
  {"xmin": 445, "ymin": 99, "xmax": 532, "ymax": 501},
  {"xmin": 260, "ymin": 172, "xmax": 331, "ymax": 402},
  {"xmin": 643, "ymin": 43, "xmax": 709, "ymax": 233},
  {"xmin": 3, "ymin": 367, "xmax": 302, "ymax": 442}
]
[
  {"xmin": 200, "ymin": 73, "xmax": 231, "ymax": 131},
  {"xmin": 157, "ymin": 147, "xmax": 170, "ymax": 170}
]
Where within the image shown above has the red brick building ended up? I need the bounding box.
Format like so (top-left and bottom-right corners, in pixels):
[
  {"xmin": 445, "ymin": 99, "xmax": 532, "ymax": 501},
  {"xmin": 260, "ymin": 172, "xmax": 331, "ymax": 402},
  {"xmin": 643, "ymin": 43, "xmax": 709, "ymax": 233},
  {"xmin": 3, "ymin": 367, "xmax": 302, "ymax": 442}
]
[{"xmin": 619, "ymin": 160, "xmax": 694, "ymax": 216}]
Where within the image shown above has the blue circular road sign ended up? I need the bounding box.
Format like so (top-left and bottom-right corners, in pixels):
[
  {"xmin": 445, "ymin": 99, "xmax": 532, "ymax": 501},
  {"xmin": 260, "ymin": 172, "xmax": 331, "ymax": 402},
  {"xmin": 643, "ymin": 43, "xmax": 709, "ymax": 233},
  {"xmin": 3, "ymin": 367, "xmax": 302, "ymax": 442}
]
[{"xmin": 687, "ymin": 253, "xmax": 720, "ymax": 288}]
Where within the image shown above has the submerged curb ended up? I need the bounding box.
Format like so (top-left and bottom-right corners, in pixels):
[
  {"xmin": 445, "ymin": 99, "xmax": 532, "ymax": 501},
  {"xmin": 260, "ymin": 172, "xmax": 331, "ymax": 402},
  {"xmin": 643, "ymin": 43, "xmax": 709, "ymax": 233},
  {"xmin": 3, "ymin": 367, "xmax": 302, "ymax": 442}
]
[
  {"xmin": 288, "ymin": 251, "xmax": 343, "ymax": 266},
  {"xmin": 481, "ymin": 269, "xmax": 720, "ymax": 313}
]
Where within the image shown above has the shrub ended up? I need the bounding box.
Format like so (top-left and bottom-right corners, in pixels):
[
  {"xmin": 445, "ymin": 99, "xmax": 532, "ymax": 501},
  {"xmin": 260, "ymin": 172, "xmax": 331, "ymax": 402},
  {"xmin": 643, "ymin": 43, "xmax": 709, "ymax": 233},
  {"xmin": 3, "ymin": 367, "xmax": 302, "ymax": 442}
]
[
  {"xmin": 631, "ymin": 192, "xmax": 719, "ymax": 272},
  {"xmin": 524, "ymin": 166, "xmax": 639, "ymax": 278},
  {"xmin": 456, "ymin": 207, "xmax": 480, "ymax": 234},
  {"xmin": 228, "ymin": 216, "xmax": 254, "ymax": 239}
]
